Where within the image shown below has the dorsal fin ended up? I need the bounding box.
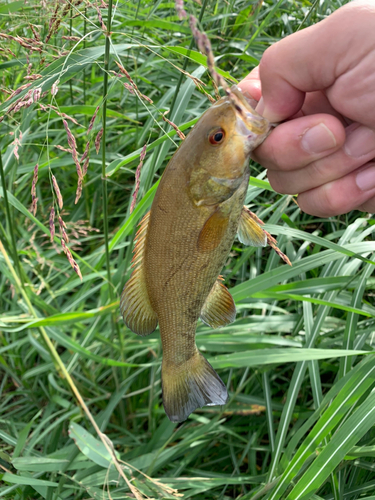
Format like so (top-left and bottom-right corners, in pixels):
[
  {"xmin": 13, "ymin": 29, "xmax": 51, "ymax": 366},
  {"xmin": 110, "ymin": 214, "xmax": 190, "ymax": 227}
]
[
  {"xmin": 200, "ymin": 277, "xmax": 236, "ymax": 328},
  {"xmin": 120, "ymin": 211, "xmax": 158, "ymax": 336}
]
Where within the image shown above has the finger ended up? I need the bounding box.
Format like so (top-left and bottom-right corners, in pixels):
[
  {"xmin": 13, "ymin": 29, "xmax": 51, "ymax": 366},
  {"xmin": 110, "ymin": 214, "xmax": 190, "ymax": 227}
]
[
  {"xmin": 256, "ymin": 2, "xmax": 375, "ymax": 122},
  {"xmin": 239, "ymin": 66, "xmax": 262, "ymax": 101},
  {"xmin": 302, "ymin": 92, "xmax": 348, "ymax": 126},
  {"xmin": 252, "ymin": 113, "xmax": 346, "ymax": 171},
  {"xmin": 266, "ymin": 123, "xmax": 375, "ymax": 194},
  {"xmin": 358, "ymin": 196, "xmax": 375, "ymax": 213},
  {"xmin": 297, "ymin": 162, "xmax": 375, "ymax": 217}
]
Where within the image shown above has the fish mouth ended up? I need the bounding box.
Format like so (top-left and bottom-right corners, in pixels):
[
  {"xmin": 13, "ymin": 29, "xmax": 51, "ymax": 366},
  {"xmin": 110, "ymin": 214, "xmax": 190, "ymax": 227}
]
[{"xmin": 227, "ymin": 85, "xmax": 271, "ymax": 150}]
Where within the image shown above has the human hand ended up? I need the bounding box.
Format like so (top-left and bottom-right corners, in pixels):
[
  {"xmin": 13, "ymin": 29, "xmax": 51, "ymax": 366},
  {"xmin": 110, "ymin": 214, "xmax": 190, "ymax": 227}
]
[{"xmin": 239, "ymin": 0, "xmax": 375, "ymax": 217}]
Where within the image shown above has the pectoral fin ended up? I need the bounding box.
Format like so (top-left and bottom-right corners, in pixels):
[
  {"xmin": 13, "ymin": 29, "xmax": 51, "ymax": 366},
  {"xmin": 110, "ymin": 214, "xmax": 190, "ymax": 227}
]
[
  {"xmin": 238, "ymin": 207, "xmax": 292, "ymax": 266},
  {"xmin": 238, "ymin": 207, "xmax": 267, "ymax": 247},
  {"xmin": 120, "ymin": 211, "xmax": 158, "ymax": 336},
  {"xmin": 200, "ymin": 278, "xmax": 236, "ymax": 328},
  {"xmin": 198, "ymin": 208, "xmax": 229, "ymax": 252}
]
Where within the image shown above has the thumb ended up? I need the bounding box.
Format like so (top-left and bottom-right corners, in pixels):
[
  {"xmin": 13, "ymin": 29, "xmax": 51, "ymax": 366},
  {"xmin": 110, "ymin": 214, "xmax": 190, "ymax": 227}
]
[{"xmin": 256, "ymin": 1, "xmax": 375, "ymax": 122}]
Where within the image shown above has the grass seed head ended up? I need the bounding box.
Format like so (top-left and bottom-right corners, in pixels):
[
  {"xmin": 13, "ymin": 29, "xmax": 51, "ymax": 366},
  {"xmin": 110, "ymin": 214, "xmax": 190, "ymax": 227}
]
[
  {"xmin": 75, "ymin": 176, "xmax": 83, "ymax": 205},
  {"xmin": 59, "ymin": 216, "xmax": 69, "ymax": 242},
  {"xmin": 82, "ymin": 157, "xmax": 89, "ymax": 177},
  {"xmin": 33, "ymin": 87, "xmax": 42, "ymax": 102},
  {"xmin": 49, "ymin": 206, "xmax": 55, "ymax": 242},
  {"xmin": 88, "ymin": 106, "xmax": 99, "ymax": 135},
  {"xmin": 61, "ymin": 239, "xmax": 82, "ymax": 281},
  {"xmin": 29, "ymin": 23, "xmax": 40, "ymax": 42},
  {"xmin": 95, "ymin": 4, "xmax": 108, "ymax": 32},
  {"xmin": 124, "ymin": 82, "xmax": 135, "ymax": 95},
  {"xmin": 95, "ymin": 128, "xmax": 103, "ymax": 154},
  {"xmin": 30, "ymin": 197, "xmax": 38, "ymax": 216},
  {"xmin": 12, "ymin": 137, "xmax": 20, "ymax": 160},
  {"xmin": 63, "ymin": 119, "xmax": 82, "ymax": 178},
  {"xmin": 51, "ymin": 79, "xmax": 60, "ymax": 96},
  {"xmin": 81, "ymin": 140, "xmax": 90, "ymax": 163},
  {"xmin": 175, "ymin": 0, "xmax": 187, "ymax": 20},
  {"xmin": 62, "ymin": 35, "xmax": 81, "ymax": 42},
  {"xmin": 52, "ymin": 175, "xmax": 63, "ymax": 210},
  {"xmin": 55, "ymin": 144, "xmax": 73, "ymax": 154},
  {"xmin": 31, "ymin": 163, "xmax": 39, "ymax": 198},
  {"xmin": 130, "ymin": 144, "xmax": 147, "ymax": 214}
]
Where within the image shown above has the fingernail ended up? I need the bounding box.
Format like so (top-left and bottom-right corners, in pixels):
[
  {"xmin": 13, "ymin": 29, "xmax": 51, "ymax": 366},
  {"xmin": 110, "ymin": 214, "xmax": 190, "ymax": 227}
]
[
  {"xmin": 344, "ymin": 125, "xmax": 375, "ymax": 158},
  {"xmin": 356, "ymin": 164, "xmax": 375, "ymax": 191},
  {"xmin": 301, "ymin": 124, "xmax": 337, "ymax": 154}
]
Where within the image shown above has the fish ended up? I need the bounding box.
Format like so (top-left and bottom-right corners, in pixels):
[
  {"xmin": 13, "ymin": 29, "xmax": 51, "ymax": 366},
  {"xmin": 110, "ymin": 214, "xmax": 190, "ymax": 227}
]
[{"xmin": 120, "ymin": 85, "xmax": 290, "ymax": 423}]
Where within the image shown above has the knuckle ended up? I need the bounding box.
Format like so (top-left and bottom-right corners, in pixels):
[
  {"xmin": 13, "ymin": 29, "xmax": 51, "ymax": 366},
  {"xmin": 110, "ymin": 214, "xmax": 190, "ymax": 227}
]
[
  {"xmin": 259, "ymin": 45, "xmax": 278, "ymax": 75},
  {"xmin": 316, "ymin": 183, "xmax": 344, "ymax": 217},
  {"xmin": 267, "ymin": 172, "xmax": 291, "ymax": 195}
]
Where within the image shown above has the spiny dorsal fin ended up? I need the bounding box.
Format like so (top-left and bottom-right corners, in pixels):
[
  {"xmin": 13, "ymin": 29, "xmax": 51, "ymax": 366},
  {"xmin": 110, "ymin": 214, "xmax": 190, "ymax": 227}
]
[
  {"xmin": 200, "ymin": 277, "xmax": 236, "ymax": 328},
  {"xmin": 120, "ymin": 211, "xmax": 158, "ymax": 335},
  {"xmin": 238, "ymin": 207, "xmax": 292, "ymax": 266},
  {"xmin": 198, "ymin": 208, "xmax": 229, "ymax": 253}
]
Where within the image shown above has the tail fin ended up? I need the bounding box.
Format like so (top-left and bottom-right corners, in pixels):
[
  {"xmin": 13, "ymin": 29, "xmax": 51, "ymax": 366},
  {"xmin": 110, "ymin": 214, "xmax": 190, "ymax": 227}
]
[{"xmin": 162, "ymin": 351, "xmax": 228, "ymax": 423}]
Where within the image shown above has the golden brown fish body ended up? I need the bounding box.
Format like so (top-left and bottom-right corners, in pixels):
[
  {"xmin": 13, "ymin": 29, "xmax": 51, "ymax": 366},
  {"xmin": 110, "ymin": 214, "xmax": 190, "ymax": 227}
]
[{"xmin": 121, "ymin": 86, "xmax": 271, "ymax": 422}]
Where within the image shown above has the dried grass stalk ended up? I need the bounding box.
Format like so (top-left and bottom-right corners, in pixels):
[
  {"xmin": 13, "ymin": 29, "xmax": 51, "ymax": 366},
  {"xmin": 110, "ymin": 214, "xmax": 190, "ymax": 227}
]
[
  {"xmin": 130, "ymin": 144, "xmax": 147, "ymax": 214},
  {"xmin": 162, "ymin": 111, "xmax": 186, "ymax": 140},
  {"xmin": 189, "ymin": 16, "xmax": 228, "ymax": 91},
  {"xmin": 246, "ymin": 208, "xmax": 292, "ymax": 266},
  {"xmin": 115, "ymin": 61, "xmax": 153, "ymax": 104}
]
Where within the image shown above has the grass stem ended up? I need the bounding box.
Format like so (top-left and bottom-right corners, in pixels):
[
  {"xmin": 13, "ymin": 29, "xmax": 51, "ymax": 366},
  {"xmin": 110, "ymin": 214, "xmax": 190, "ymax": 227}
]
[{"xmin": 0, "ymin": 149, "xmax": 23, "ymax": 285}]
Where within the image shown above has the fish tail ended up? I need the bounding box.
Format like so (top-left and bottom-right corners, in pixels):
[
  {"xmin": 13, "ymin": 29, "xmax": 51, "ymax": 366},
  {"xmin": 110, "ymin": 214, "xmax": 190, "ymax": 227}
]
[{"xmin": 162, "ymin": 350, "xmax": 228, "ymax": 423}]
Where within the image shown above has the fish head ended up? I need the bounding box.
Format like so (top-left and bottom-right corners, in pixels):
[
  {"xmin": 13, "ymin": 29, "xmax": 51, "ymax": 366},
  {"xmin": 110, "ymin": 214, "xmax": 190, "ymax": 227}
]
[{"xmin": 191, "ymin": 85, "xmax": 271, "ymax": 182}]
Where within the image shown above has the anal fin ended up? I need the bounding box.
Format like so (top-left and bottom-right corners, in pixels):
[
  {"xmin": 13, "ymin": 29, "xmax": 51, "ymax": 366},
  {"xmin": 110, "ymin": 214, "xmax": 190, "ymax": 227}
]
[
  {"xmin": 200, "ymin": 278, "xmax": 236, "ymax": 328},
  {"xmin": 120, "ymin": 211, "xmax": 158, "ymax": 336}
]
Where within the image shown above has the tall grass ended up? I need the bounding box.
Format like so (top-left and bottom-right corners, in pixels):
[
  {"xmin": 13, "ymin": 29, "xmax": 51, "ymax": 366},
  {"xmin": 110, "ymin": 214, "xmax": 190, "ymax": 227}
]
[{"xmin": 0, "ymin": 1, "xmax": 375, "ymax": 499}]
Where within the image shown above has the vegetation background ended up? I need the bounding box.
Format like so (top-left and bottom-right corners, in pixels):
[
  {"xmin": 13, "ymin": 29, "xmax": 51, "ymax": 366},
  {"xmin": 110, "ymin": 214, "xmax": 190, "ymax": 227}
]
[{"xmin": 1, "ymin": 0, "xmax": 375, "ymax": 498}]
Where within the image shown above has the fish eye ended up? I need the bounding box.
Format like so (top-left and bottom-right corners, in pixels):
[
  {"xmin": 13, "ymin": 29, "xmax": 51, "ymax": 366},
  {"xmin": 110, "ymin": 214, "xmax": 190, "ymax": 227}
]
[{"xmin": 208, "ymin": 128, "xmax": 225, "ymax": 145}]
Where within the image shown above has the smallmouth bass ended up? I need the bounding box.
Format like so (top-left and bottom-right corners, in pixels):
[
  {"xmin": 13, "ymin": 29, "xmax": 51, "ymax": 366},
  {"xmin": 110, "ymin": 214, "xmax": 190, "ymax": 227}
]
[{"xmin": 121, "ymin": 85, "xmax": 289, "ymax": 422}]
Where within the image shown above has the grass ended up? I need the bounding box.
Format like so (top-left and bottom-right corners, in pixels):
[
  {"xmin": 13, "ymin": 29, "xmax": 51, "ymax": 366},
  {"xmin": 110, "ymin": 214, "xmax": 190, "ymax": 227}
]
[{"xmin": 0, "ymin": 0, "xmax": 375, "ymax": 499}]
